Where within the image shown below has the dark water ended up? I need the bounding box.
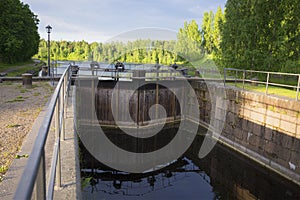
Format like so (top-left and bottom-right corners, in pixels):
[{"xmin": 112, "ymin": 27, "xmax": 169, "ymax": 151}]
[{"xmin": 80, "ymin": 127, "xmax": 300, "ymax": 200}]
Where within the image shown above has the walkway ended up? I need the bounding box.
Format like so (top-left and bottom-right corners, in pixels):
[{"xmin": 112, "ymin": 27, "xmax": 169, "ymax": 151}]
[{"xmin": 0, "ymin": 86, "xmax": 81, "ymax": 199}]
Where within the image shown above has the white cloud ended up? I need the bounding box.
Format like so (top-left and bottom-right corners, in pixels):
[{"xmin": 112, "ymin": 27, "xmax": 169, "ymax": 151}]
[{"xmin": 21, "ymin": 0, "xmax": 226, "ymax": 42}]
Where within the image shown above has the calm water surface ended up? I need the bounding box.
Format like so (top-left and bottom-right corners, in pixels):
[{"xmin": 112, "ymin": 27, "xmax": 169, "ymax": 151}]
[{"xmin": 80, "ymin": 127, "xmax": 300, "ymax": 200}]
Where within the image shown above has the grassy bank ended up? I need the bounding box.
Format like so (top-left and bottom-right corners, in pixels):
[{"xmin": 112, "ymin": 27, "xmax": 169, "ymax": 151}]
[
  {"xmin": 227, "ymin": 82, "xmax": 300, "ymax": 100},
  {"xmin": 0, "ymin": 60, "xmax": 45, "ymax": 77}
]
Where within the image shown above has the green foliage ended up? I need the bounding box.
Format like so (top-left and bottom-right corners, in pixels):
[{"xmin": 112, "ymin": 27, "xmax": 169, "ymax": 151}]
[
  {"xmin": 15, "ymin": 154, "xmax": 29, "ymax": 159},
  {"xmin": 0, "ymin": 0, "xmax": 40, "ymax": 64},
  {"xmin": 220, "ymin": 0, "xmax": 300, "ymax": 72},
  {"xmin": 6, "ymin": 124, "xmax": 21, "ymax": 128},
  {"xmin": 176, "ymin": 20, "xmax": 204, "ymax": 62},
  {"xmin": 202, "ymin": 11, "xmax": 214, "ymax": 54},
  {"xmin": 34, "ymin": 39, "xmax": 179, "ymax": 66}
]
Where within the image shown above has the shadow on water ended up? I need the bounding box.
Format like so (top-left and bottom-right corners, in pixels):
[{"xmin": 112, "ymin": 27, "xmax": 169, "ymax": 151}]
[{"xmin": 79, "ymin": 125, "xmax": 300, "ymax": 200}]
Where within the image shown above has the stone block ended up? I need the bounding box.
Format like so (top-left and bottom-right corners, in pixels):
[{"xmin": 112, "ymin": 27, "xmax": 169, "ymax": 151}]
[
  {"xmin": 251, "ymin": 108, "xmax": 266, "ymax": 124},
  {"xmin": 247, "ymin": 121, "xmax": 254, "ymax": 134},
  {"xmin": 252, "ymin": 123, "xmax": 262, "ymax": 137},
  {"xmin": 272, "ymin": 131, "xmax": 284, "ymax": 145},
  {"xmin": 297, "ymin": 125, "xmax": 300, "ymax": 139},
  {"xmin": 216, "ymin": 96, "xmax": 227, "ymax": 109},
  {"xmin": 233, "ymin": 127, "xmax": 243, "ymax": 140},
  {"xmin": 241, "ymin": 118, "xmax": 248, "ymax": 131},
  {"xmin": 275, "ymin": 145, "xmax": 291, "ymax": 162},
  {"xmin": 242, "ymin": 107, "xmax": 252, "ymax": 120},
  {"xmin": 226, "ymin": 112, "xmax": 235, "ymax": 124},
  {"xmin": 265, "ymin": 115, "xmax": 280, "ymax": 128},
  {"xmin": 274, "ymin": 158, "xmax": 289, "ymax": 171},
  {"xmin": 263, "ymin": 128, "xmax": 274, "ymax": 141},
  {"xmin": 248, "ymin": 140, "xmax": 260, "ymax": 153},
  {"xmin": 226, "ymin": 88, "xmax": 236, "ymax": 101},
  {"xmin": 249, "ymin": 134, "xmax": 260, "ymax": 146},
  {"xmin": 280, "ymin": 119, "xmax": 296, "ymax": 136},
  {"xmin": 281, "ymin": 135, "xmax": 294, "ymax": 149},
  {"xmin": 291, "ymin": 139, "xmax": 300, "ymax": 153},
  {"xmin": 214, "ymin": 119, "xmax": 226, "ymax": 132},
  {"xmin": 282, "ymin": 115, "xmax": 297, "ymax": 124},
  {"xmin": 289, "ymin": 151, "xmax": 300, "ymax": 172},
  {"xmin": 264, "ymin": 141, "xmax": 277, "ymax": 155},
  {"xmin": 215, "ymin": 107, "xmax": 226, "ymax": 121}
]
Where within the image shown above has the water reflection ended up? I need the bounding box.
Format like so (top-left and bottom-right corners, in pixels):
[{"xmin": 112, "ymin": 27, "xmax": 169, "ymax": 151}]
[{"xmin": 80, "ymin": 128, "xmax": 300, "ymax": 200}]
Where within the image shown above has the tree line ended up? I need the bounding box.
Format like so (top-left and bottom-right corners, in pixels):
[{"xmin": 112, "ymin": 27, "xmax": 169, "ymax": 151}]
[
  {"xmin": 35, "ymin": 39, "xmax": 179, "ymax": 65},
  {"xmin": 0, "ymin": 0, "xmax": 40, "ymax": 63},
  {"xmin": 1, "ymin": 0, "xmax": 300, "ymax": 73},
  {"xmin": 220, "ymin": 0, "xmax": 300, "ymax": 73},
  {"xmin": 34, "ymin": 7, "xmax": 225, "ymax": 67}
]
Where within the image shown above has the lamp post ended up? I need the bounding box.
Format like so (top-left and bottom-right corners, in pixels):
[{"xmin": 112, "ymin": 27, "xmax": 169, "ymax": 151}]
[{"xmin": 46, "ymin": 25, "xmax": 52, "ymax": 77}]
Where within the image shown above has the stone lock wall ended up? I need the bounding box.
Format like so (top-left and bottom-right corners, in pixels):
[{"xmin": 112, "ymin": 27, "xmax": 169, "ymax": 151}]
[{"xmin": 191, "ymin": 80, "xmax": 300, "ymax": 184}]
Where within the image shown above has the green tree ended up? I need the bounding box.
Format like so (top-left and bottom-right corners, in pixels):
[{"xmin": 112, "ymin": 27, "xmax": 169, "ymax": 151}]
[
  {"xmin": 211, "ymin": 7, "xmax": 225, "ymax": 61},
  {"xmin": 0, "ymin": 0, "xmax": 40, "ymax": 63},
  {"xmin": 176, "ymin": 20, "xmax": 203, "ymax": 62},
  {"xmin": 220, "ymin": 0, "xmax": 300, "ymax": 72},
  {"xmin": 201, "ymin": 11, "xmax": 214, "ymax": 54}
]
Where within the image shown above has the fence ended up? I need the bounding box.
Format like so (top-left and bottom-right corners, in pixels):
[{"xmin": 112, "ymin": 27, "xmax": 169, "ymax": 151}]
[
  {"xmin": 14, "ymin": 65, "xmax": 71, "ymax": 199},
  {"xmin": 77, "ymin": 67, "xmax": 183, "ymax": 81},
  {"xmin": 224, "ymin": 68, "xmax": 300, "ymax": 101}
]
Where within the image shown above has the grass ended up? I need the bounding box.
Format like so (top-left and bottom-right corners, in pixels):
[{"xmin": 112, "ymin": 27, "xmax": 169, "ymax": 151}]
[
  {"xmin": 6, "ymin": 124, "xmax": 21, "ymax": 128},
  {"xmin": 0, "ymin": 165, "xmax": 9, "ymax": 174},
  {"xmin": 192, "ymin": 54, "xmax": 218, "ymax": 68},
  {"xmin": 227, "ymin": 82, "xmax": 300, "ymax": 100},
  {"xmin": 0, "ymin": 60, "xmax": 44, "ymax": 77},
  {"xmin": 2, "ymin": 81, "xmax": 13, "ymax": 85},
  {"xmin": 15, "ymin": 154, "xmax": 29, "ymax": 159},
  {"xmin": 8, "ymin": 65, "xmax": 41, "ymax": 77},
  {"xmin": 0, "ymin": 60, "xmax": 34, "ymax": 72},
  {"xmin": 33, "ymin": 92, "xmax": 41, "ymax": 96},
  {"xmin": 20, "ymin": 89, "xmax": 28, "ymax": 93}
]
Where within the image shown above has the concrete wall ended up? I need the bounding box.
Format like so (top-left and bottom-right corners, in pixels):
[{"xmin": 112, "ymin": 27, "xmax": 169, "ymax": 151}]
[
  {"xmin": 75, "ymin": 78, "xmax": 300, "ymax": 184},
  {"xmin": 191, "ymin": 80, "xmax": 300, "ymax": 184}
]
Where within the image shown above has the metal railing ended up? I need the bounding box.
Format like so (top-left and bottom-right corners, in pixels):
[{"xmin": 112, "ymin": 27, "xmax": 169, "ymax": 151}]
[
  {"xmin": 224, "ymin": 68, "xmax": 300, "ymax": 101},
  {"xmin": 77, "ymin": 67, "xmax": 185, "ymax": 81},
  {"xmin": 14, "ymin": 65, "xmax": 71, "ymax": 199}
]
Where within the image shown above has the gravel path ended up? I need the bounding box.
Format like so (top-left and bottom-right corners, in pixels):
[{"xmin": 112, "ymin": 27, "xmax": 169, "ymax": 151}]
[{"xmin": 0, "ymin": 81, "xmax": 53, "ymax": 181}]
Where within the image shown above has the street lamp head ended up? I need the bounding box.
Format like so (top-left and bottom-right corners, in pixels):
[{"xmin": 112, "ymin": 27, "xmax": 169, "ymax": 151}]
[{"xmin": 45, "ymin": 25, "xmax": 52, "ymax": 34}]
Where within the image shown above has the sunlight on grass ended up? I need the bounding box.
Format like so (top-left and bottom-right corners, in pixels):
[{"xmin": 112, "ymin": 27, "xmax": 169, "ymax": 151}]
[
  {"xmin": 0, "ymin": 60, "xmax": 34, "ymax": 72},
  {"xmin": 227, "ymin": 82, "xmax": 300, "ymax": 100}
]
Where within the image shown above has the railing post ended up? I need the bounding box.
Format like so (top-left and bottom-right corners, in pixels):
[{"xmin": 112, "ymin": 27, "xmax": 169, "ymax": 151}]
[
  {"xmin": 55, "ymin": 99, "xmax": 61, "ymax": 188},
  {"xmin": 67, "ymin": 67, "xmax": 70, "ymax": 97},
  {"xmin": 266, "ymin": 72, "xmax": 270, "ymax": 95},
  {"xmin": 242, "ymin": 70, "xmax": 246, "ymax": 90},
  {"xmin": 35, "ymin": 151, "xmax": 46, "ymax": 200},
  {"xmin": 61, "ymin": 81, "xmax": 65, "ymax": 141},
  {"xmin": 224, "ymin": 68, "xmax": 227, "ymax": 87},
  {"xmin": 235, "ymin": 69, "xmax": 238, "ymax": 87},
  {"xmin": 296, "ymin": 75, "xmax": 300, "ymax": 101}
]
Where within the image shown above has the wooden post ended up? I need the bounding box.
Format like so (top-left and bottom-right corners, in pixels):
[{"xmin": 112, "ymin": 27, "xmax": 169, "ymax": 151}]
[{"xmin": 22, "ymin": 73, "xmax": 32, "ymax": 88}]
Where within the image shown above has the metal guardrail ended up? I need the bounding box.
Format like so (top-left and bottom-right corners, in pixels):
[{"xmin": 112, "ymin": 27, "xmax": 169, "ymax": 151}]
[
  {"xmin": 77, "ymin": 67, "xmax": 186, "ymax": 81},
  {"xmin": 224, "ymin": 68, "xmax": 300, "ymax": 101},
  {"xmin": 14, "ymin": 65, "xmax": 71, "ymax": 200}
]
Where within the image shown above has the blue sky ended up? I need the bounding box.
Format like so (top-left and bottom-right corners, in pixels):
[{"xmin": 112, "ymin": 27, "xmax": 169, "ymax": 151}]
[{"xmin": 21, "ymin": 0, "xmax": 226, "ymax": 42}]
